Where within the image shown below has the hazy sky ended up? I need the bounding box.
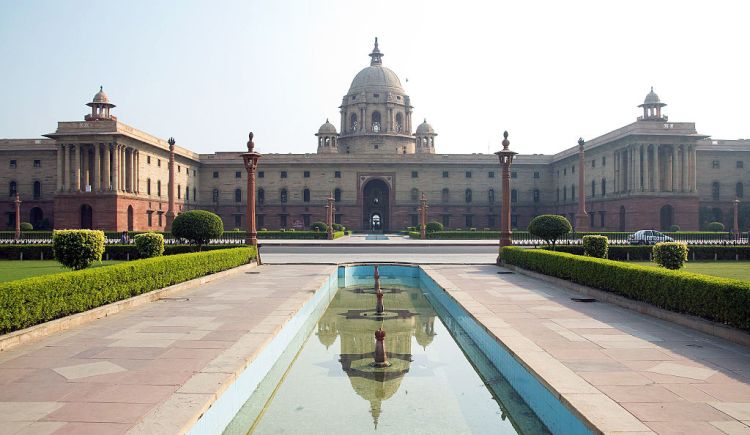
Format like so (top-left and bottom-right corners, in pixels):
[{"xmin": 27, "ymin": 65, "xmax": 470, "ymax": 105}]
[{"xmin": 1, "ymin": 1, "xmax": 748, "ymax": 155}]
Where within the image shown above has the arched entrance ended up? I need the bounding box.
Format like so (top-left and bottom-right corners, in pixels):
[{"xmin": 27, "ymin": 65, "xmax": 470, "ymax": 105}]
[
  {"xmin": 362, "ymin": 179, "xmax": 390, "ymax": 231},
  {"xmin": 80, "ymin": 204, "xmax": 93, "ymax": 229},
  {"xmin": 29, "ymin": 207, "xmax": 43, "ymax": 229},
  {"xmin": 660, "ymin": 204, "xmax": 673, "ymax": 230},
  {"xmin": 618, "ymin": 206, "xmax": 626, "ymax": 231},
  {"xmin": 127, "ymin": 205, "xmax": 134, "ymax": 231}
]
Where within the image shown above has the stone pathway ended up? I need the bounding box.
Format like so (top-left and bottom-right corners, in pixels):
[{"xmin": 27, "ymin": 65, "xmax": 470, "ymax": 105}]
[{"xmin": 425, "ymin": 264, "xmax": 750, "ymax": 435}]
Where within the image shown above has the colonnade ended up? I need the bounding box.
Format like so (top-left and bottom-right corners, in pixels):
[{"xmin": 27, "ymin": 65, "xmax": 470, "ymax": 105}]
[
  {"xmin": 56, "ymin": 143, "xmax": 140, "ymax": 194},
  {"xmin": 613, "ymin": 143, "xmax": 696, "ymax": 194}
]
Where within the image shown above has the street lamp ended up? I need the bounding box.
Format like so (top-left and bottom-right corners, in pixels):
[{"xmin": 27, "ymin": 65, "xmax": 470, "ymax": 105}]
[
  {"xmin": 242, "ymin": 132, "xmax": 262, "ymax": 254},
  {"xmin": 326, "ymin": 191, "xmax": 335, "ymax": 240},
  {"xmin": 575, "ymin": 137, "xmax": 589, "ymax": 231},
  {"xmin": 14, "ymin": 194, "xmax": 21, "ymax": 241},
  {"xmin": 165, "ymin": 137, "xmax": 176, "ymax": 230},
  {"xmin": 495, "ymin": 131, "xmax": 517, "ymax": 264},
  {"xmin": 733, "ymin": 199, "xmax": 740, "ymax": 239}
]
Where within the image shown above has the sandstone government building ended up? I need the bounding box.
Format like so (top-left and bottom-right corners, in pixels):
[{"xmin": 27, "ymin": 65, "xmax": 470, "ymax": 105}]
[{"xmin": 2, "ymin": 40, "xmax": 748, "ymax": 233}]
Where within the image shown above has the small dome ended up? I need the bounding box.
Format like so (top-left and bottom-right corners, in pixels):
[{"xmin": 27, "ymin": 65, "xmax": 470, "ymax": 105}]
[
  {"xmin": 93, "ymin": 86, "xmax": 109, "ymax": 104},
  {"xmin": 643, "ymin": 87, "xmax": 660, "ymax": 105},
  {"xmin": 416, "ymin": 119, "xmax": 435, "ymax": 135},
  {"xmin": 318, "ymin": 119, "xmax": 337, "ymax": 135}
]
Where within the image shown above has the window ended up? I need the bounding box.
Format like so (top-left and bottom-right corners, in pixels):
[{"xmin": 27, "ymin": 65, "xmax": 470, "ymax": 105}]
[
  {"xmin": 178, "ymin": 165, "xmax": 181, "ymax": 173},
  {"xmin": 258, "ymin": 188, "xmax": 265, "ymax": 205},
  {"xmin": 712, "ymin": 182, "xmax": 720, "ymax": 200},
  {"xmin": 465, "ymin": 189, "xmax": 472, "ymax": 203},
  {"xmin": 258, "ymin": 171, "xmax": 264, "ymax": 178},
  {"xmin": 564, "ymin": 168, "xmax": 567, "ymax": 176},
  {"xmin": 213, "ymin": 171, "xmax": 219, "ymax": 178},
  {"xmin": 442, "ymin": 188, "xmax": 449, "ymax": 203},
  {"xmin": 411, "ymin": 171, "xmax": 418, "ymax": 178},
  {"xmin": 235, "ymin": 188, "xmax": 242, "ymax": 203},
  {"xmin": 280, "ymin": 215, "xmax": 287, "ymax": 228},
  {"xmin": 571, "ymin": 184, "xmax": 576, "ymax": 201},
  {"xmin": 235, "ymin": 171, "xmax": 241, "ymax": 178},
  {"xmin": 186, "ymin": 186, "xmax": 189, "ymax": 200},
  {"xmin": 193, "ymin": 187, "xmax": 196, "ymax": 201},
  {"xmin": 350, "ymin": 113, "xmax": 358, "ymax": 132},
  {"xmin": 373, "ymin": 93, "xmax": 379, "ymax": 98},
  {"xmin": 147, "ymin": 156, "xmax": 151, "ymax": 164},
  {"xmin": 33, "ymin": 160, "xmax": 41, "ymax": 168},
  {"xmin": 488, "ymin": 171, "xmax": 495, "ymax": 178},
  {"xmin": 511, "ymin": 215, "xmax": 518, "ymax": 228},
  {"xmin": 591, "ymin": 159, "xmax": 595, "ymax": 168},
  {"xmin": 9, "ymin": 160, "xmax": 17, "ymax": 168},
  {"xmin": 533, "ymin": 189, "xmax": 540, "ymax": 203},
  {"xmin": 511, "ymin": 189, "xmax": 517, "ymax": 203},
  {"xmin": 600, "ymin": 211, "xmax": 605, "ymax": 227},
  {"xmin": 465, "ymin": 171, "xmax": 472, "ymax": 178},
  {"xmin": 157, "ymin": 159, "xmax": 161, "ymax": 167},
  {"xmin": 334, "ymin": 188, "xmax": 341, "ymax": 202},
  {"xmin": 374, "ymin": 144, "xmax": 379, "ymax": 150},
  {"xmin": 712, "ymin": 160, "xmax": 720, "ymax": 169},
  {"xmin": 590, "ymin": 212, "xmax": 596, "ymax": 228},
  {"xmin": 177, "ymin": 184, "xmax": 181, "ymax": 199},
  {"xmin": 303, "ymin": 215, "xmax": 311, "ymax": 227},
  {"xmin": 442, "ymin": 171, "xmax": 449, "ymax": 178},
  {"xmin": 602, "ymin": 156, "xmax": 606, "ymax": 166},
  {"xmin": 737, "ymin": 161, "xmax": 744, "ymax": 169},
  {"xmin": 335, "ymin": 171, "xmax": 341, "ymax": 178},
  {"xmin": 280, "ymin": 171, "xmax": 287, "ymax": 178},
  {"xmin": 572, "ymin": 165, "xmax": 576, "ymax": 174},
  {"xmin": 303, "ymin": 188, "xmax": 310, "ymax": 203},
  {"xmin": 488, "ymin": 188, "xmax": 495, "ymax": 203},
  {"xmin": 147, "ymin": 179, "xmax": 151, "ymax": 195},
  {"xmin": 158, "ymin": 212, "xmax": 163, "ymax": 227},
  {"xmin": 736, "ymin": 182, "xmax": 744, "ymax": 198},
  {"xmin": 33, "ymin": 181, "xmax": 41, "ymax": 199},
  {"xmin": 394, "ymin": 113, "xmax": 403, "ymax": 133},
  {"xmin": 280, "ymin": 189, "xmax": 288, "ymax": 203},
  {"xmin": 304, "ymin": 171, "xmax": 310, "ymax": 178},
  {"xmin": 533, "ymin": 172, "xmax": 540, "ymax": 179},
  {"xmin": 411, "ymin": 188, "xmax": 419, "ymax": 201},
  {"xmin": 234, "ymin": 215, "xmax": 242, "ymax": 228},
  {"xmin": 193, "ymin": 169, "xmax": 196, "ymax": 176},
  {"xmin": 511, "ymin": 172, "xmax": 517, "ymax": 179},
  {"xmin": 591, "ymin": 180, "xmax": 596, "ymax": 197},
  {"xmin": 371, "ymin": 111, "xmax": 381, "ymax": 132},
  {"xmin": 212, "ymin": 188, "xmax": 219, "ymax": 202},
  {"xmin": 563, "ymin": 186, "xmax": 567, "ymax": 202},
  {"xmin": 601, "ymin": 178, "xmax": 606, "ymax": 197},
  {"xmin": 465, "ymin": 215, "xmax": 473, "ymax": 228},
  {"xmin": 147, "ymin": 211, "xmax": 152, "ymax": 227},
  {"xmin": 157, "ymin": 180, "xmax": 162, "ymax": 197}
]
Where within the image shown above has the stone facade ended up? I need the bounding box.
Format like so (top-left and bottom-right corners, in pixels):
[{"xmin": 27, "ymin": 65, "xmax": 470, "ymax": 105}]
[{"xmin": 1, "ymin": 40, "xmax": 748, "ymax": 232}]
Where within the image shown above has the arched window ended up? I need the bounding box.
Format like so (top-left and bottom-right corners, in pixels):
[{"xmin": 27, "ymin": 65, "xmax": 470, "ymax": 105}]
[
  {"xmin": 511, "ymin": 189, "xmax": 518, "ymax": 203},
  {"xmin": 33, "ymin": 181, "xmax": 41, "ymax": 199},
  {"xmin": 324, "ymin": 137, "xmax": 330, "ymax": 146},
  {"xmin": 488, "ymin": 188, "xmax": 495, "ymax": 203},
  {"xmin": 334, "ymin": 188, "xmax": 342, "ymax": 202},
  {"xmin": 465, "ymin": 188, "xmax": 472, "ymax": 203},
  {"xmin": 395, "ymin": 113, "xmax": 403, "ymax": 133},
  {"xmin": 280, "ymin": 188, "xmax": 288, "ymax": 203},
  {"xmin": 147, "ymin": 178, "xmax": 151, "ymax": 195},
  {"xmin": 371, "ymin": 111, "xmax": 381, "ymax": 132},
  {"xmin": 736, "ymin": 182, "xmax": 744, "ymax": 198},
  {"xmin": 157, "ymin": 180, "xmax": 162, "ymax": 197},
  {"xmin": 9, "ymin": 181, "xmax": 17, "ymax": 197},
  {"xmin": 350, "ymin": 113, "xmax": 358, "ymax": 132},
  {"xmin": 601, "ymin": 178, "xmax": 606, "ymax": 196},
  {"xmin": 712, "ymin": 182, "xmax": 720, "ymax": 201},
  {"xmin": 442, "ymin": 188, "xmax": 449, "ymax": 203},
  {"xmin": 303, "ymin": 188, "xmax": 310, "ymax": 202},
  {"xmin": 235, "ymin": 188, "xmax": 242, "ymax": 203},
  {"xmin": 212, "ymin": 188, "xmax": 219, "ymax": 203},
  {"xmin": 533, "ymin": 189, "xmax": 540, "ymax": 203},
  {"xmin": 411, "ymin": 188, "xmax": 419, "ymax": 201},
  {"xmin": 591, "ymin": 180, "xmax": 596, "ymax": 197},
  {"xmin": 258, "ymin": 188, "xmax": 265, "ymax": 205}
]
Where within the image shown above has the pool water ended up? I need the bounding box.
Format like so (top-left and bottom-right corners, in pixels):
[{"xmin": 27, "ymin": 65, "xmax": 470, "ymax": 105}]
[{"xmin": 226, "ymin": 274, "xmax": 548, "ymax": 434}]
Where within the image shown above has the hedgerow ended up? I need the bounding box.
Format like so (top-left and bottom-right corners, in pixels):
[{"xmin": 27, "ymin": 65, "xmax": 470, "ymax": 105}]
[
  {"xmin": 0, "ymin": 247, "xmax": 255, "ymax": 334},
  {"xmin": 501, "ymin": 246, "xmax": 750, "ymax": 331}
]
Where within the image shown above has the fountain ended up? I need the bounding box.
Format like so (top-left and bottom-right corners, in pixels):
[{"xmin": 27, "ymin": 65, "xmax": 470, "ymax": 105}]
[
  {"xmin": 374, "ymin": 266, "xmax": 384, "ymax": 315},
  {"xmin": 372, "ymin": 327, "xmax": 391, "ymax": 368}
]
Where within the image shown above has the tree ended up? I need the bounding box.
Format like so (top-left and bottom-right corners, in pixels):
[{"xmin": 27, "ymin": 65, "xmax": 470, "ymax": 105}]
[
  {"xmin": 171, "ymin": 210, "xmax": 224, "ymax": 250},
  {"xmin": 527, "ymin": 215, "xmax": 572, "ymax": 250},
  {"xmin": 425, "ymin": 221, "xmax": 444, "ymax": 233},
  {"xmin": 52, "ymin": 230, "xmax": 105, "ymax": 270}
]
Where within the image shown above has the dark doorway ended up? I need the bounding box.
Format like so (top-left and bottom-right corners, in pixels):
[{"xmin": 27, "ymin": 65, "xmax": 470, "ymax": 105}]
[
  {"xmin": 127, "ymin": 205, "xmax": 134, "ymax": 231},
  {"xmin": 30, "ymin": 207, "xmax": 43, "ymax": 229},
  {"xmin": 618, "ymin": 206, "xmax": 626, "ymax": 231},
  {"xmin": 80, "ymin": 204, "xmax": 93, "ymax": 229},
  {"xmin": 362, "ymin": 179, "xmax": 390, "ymax": 231},
  {"xmin": 660, "ymin": 204, "xmax": 673, "ymax": 230}
]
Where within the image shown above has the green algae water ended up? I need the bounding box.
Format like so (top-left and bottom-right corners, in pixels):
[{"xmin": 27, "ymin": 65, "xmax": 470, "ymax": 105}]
[{"xmin": 226, "ymin": 274, "xmax": 548, "ymax": 434}]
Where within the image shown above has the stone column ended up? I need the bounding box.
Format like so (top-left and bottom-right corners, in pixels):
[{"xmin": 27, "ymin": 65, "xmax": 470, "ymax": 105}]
[
  {"xmin": 56, "ymin": 144, "xmax": 64, "ymax": 192},
  {"xmin": 64, "ymin": 144, "xmax": 71, "ymax": 191},
  {"xmin": 680, "ymin": 145, "xmax": 687, "ymax": 192},
  {"xmin": 689, "ymin": 145, "xmax": 697, "ymax": 192},
  {"xmin": 112, "ymin": 144, "xmax": 120, "ymax": 192},
  {"xmin": 671, "ymin": 146, "xmax": 677, "ymax": 192},
  {"xmin": 135, "ymin": 150, "xmax": 139, "ymax": 194},
  {"xmin": 121, "ymin": 146, "xmax": 126, "ymax": 192},
  {"xmin": 73, "ymin": 144, "xmax": 81, "ymax": 192},
  {"xmin": 634, "ymin": 144, "xmax": 642, "ymax": 192},
  {"xmin": 575, "ymin": 138, "xmax": 588, "ymax": 230},
  {"xmin": 614, "ymin": 151, "xmax": 619, "ymax": 193},
  {"xmin": 94, "ymin": 144, "xmax": 101, "ymax": 192},
  {"xmin": 654, "ymin": 145, "xmax": 660, "ymax": 192},
  {"xmin": 82, "ymin": 145, "xmax": 90, "ymax": 190},
  {"xmin": 166, "ymin": 139, "xmax": 176, "ymax": 230},
  {"xmin": 104, "ymin": 143, "xmax": 111, "ymax": 191}
]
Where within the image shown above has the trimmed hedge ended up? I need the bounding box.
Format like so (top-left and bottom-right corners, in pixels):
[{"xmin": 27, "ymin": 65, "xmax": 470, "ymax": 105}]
[
  {"xmin": 583, "ymin": 235, "xmax": 608, "ymax": 258},
  {"xmin": 134, "ymin": 232, "xmax": 164, "ymax": 258},
  {"xmin": 552, "ymin": 245, "xmax": 750, "ymax": 261},
  {"xmin": 0, "ymin": 247, "xmax": 256, "ymax": 334},
  {"xmin": 0, "ymin": 244, "xmax": 244, "ymax": 261},
  {"xmin": 172, "ymin": 210, "xmax": 224, "ymax": 246},
  {"xmin": 653, "ymin": 242, "xmax": 688, "ymax": 270},
  {"xmin": 255, "ymin": 230, "xmax": 344, "ymax": 239},
  {"xmin": 52, "ymin": 230, "xmax": 105, "ymax": 270},
  {"xmin": 501, "ymin": 246, "xmax": 750, "ymax": 331}
]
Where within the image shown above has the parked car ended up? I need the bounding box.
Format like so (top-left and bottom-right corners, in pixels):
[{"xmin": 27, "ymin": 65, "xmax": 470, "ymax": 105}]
[{"xmin": 627, "ymin": 230, "xmax": 674, "ymax": 245}]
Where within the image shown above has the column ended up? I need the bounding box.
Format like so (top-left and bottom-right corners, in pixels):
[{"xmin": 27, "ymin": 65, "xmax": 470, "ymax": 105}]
[
  {"xmin": 82, "ymin": 145, "xmax": 90, "ymax": 190},
  {"xmin": 634, "ymin": 144, "xmax": 642, "ymax": 192},
  {"xmin": 646, "ymin": 145, "xmax": 652, "ymax": 191},
  {"xmin": 671, "ymin": 145, "xmax": 677, "ymax": 192},
  {"xmin": 104, "ymin": 143, "xmax": 111, "ymax": 191},
  {"xmin": 112, "ymin": 144, "xmax": 119, "ymax": 192},
  {"xmin": 94, "ymin": 144, "xmax": 101, "ymax": 192},
  {"xmin": 73, "ymin": 144, "xmax": 81, "ymax": 192},
  {"xmin": 134, "ymin": 150, "xmax": 139, "ymax": 194},
  {"xmin": 680, "ymin": 144, "xmax": 687, "ymax": 192},
  {"xmin": 690, "ymin": 145, "xmax": 697, "ymax": 192},
  {"xmin": 121, "ymin": 146, "xmax": 126, "ymax": 191},
  {"xmin": 64, "ymin": 144, "xmax": 71, "ymax": 191},
  {"xmin": 654, "ymin": 145, "xmax": 660, "ymax": 192},
  {"xmin": 56, "ymin": 144, "xmax": 64, "ymax": 192},
  {"xmin": 614, "ymin": 151, "xmax": 619, "ymax": 193},
  {"xmin": 127, "ymin": 148, "xmax": 133, "ymax": 192}
]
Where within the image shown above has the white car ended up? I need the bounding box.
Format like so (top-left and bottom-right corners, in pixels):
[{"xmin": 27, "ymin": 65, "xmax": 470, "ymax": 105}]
[{"xmin": 627, "ymin": 230, "xmax": 674, "ymax": 245}]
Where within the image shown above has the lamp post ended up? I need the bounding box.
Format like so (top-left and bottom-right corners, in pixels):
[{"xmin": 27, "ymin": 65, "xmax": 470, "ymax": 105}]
[
  {"xmin": 418, "ymin": 192, "xmax": 428, "ymax": 240},
  {"xmin": 15, "ymin": 193, "xmax": 21, "ymax": 240},
  {"xmin": 733, "ymin": 199, "xmax": 740, "ymax": 238},
  {"xmin": 242, "ymin": 132, "xmax": 262, "ymax": 253},
  {"xmin": 165, "ymin": 137, "xmax": 176, "ymax": 231},
  {"xmin": 495, "ymin": 131, "xmax": 517, "ymax": 264},
  {"xmin": 575, "ymin": 137, "xmax": 589, "ymax": 231},
  {"xmin": 326, "ymin": 191, "xmax": 335, "ymax": 240}
]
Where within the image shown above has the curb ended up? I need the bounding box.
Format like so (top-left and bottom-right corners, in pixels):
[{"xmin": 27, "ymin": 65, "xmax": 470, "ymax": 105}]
[{"xmin": 0, "ymin": 262, "xmax": 258, "ymax": 352}]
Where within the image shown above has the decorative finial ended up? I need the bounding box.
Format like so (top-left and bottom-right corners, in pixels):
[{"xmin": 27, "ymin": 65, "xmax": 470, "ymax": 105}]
[
  {"xmin": 423, "ymin": 118, "xmax": 427, "ymax": 123},
  {"xmin": 325, "ymin": 118, "xmax": 329, "ymax": 123},
  {"xmin": 502, "ymin": 131, "xmax": 510, "ymax": 150},
  {"xmin": 167, "ymin": 137, "xmax": 175, "ymax": 149},
  {"xmin": 651, "ymin": 86, "xmax": 654, "ymax": 92},
  {"xmin": 369, "ymin": 37, "xmax": 383, "ymax": 66},
  {"xmin": 247, "ymin": 132, "xmax": 255, "ymax": 152},
  {"xmin": 99, "ymin": 85, "xmax": 103, "ymax": 92},
  {"xmin": 374, "ymin": 37, "xmax": 379, "ymax": 51},
  {"xmin": 578, "ymin": 137, "xmax": 585, "ymax": 147}
]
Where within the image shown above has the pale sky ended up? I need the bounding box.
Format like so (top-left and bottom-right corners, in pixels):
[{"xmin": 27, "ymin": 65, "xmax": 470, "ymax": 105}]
[{"xmin": 1, "ymin": 1, "xmax": 748, "ymax": 155}]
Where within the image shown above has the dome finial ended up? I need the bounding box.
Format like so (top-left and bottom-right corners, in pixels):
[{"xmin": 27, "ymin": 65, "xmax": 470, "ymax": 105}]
[
  {"xmin": 369, "ymin": 37, "xmax": 383, "ymax": 66},
  {"xmin": 100, "ymin": 85, "xmax": 103, "ymax": 92}
]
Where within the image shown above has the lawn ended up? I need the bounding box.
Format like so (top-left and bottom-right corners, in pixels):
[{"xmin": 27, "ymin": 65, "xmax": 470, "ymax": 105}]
[
  {"xmin": 0, "ymin": 260, "xmax": 122, "ymax": 283},
  {"xmin": 629, "ymin": 261, "xmax": 750, "ymax": 282}
]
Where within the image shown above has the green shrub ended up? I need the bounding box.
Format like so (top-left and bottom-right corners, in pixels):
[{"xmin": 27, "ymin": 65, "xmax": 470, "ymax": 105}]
[
  {"xmin": 528, "ymin": 215, "xmax": 572, "ymax": 249},
  {"xmin": 52, "ymin": 230, "xmax": 105, "ymax": 270},
  {"xmin": 172, "ymin": 210, "xmax": 224, "ymax": 248},
  {"xmin": 653, "ymin": 242, "xmax": 688, "ymax": 270},
  {"xmin": 501, "ymin": 246, "xmax": 750, "ymax": 331},
  {"xmin": 425, "ymin": 221, "xmax": 444, "ymax": 233},
  {"xmin": 669, "ymin": 225, "xmax": 681, "ymax": 232},
  {"xmin": 583, "ymin": 235, "xmax": 609, "ymax": 258},
  {"xmin": 134, "ymin": 232, "xmax": 164, "ymax": 258},
  {"xmin": 19, "ymin": 222, "xmax": 33, "ymax": 231},
  {"xmin": 706, "ymin": 221, "xmax": 725, "ymax": 232},
  {"xmin": 310, "ymin": 221, "xmax": 328, "ymax": 232},
  {"xmin": 0, "ymin": 247, "xmax": 255, "ymax": 334},
  {"xmin": 332, "ymin": 223, "xmax": 345, "ymax": 232}
]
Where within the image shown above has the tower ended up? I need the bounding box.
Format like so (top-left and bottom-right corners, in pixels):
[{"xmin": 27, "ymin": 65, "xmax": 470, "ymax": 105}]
[
  {"xmin": 638, "ymin": 87, "xmax": 667, "ymax": 121},
  {"xmin": 85, "ymin": 86, "xmax": 117, "ymax": 121},
  {"xmin": 415, "ymin": 119, "xmax": 437, "ymax": 154},
  {"xmin": 316, "ymin": 119, "xmax": 339, "ymax": 154}
]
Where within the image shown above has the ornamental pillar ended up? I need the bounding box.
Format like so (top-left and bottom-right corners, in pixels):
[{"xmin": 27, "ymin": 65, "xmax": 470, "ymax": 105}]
[
  {"xmin": 166, "ymin": 138, "xmax": 176, "ymax": 230},
  {"xmin": 495, "ymin": 131, "xmax": 517, "ymax": 264},
  {"xmin": 94, "ymin": 143, "xmax": 101, "ymax": 192},
  {"xmin": 575, "ymin": 138, "xmax": 588, "ymax": 230}
]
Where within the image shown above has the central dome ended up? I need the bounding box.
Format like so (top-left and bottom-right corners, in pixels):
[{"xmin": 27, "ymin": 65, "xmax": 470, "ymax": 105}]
[{"xmin": 347, "ymin": 38, "xmax": 405, "ymax": 95}]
